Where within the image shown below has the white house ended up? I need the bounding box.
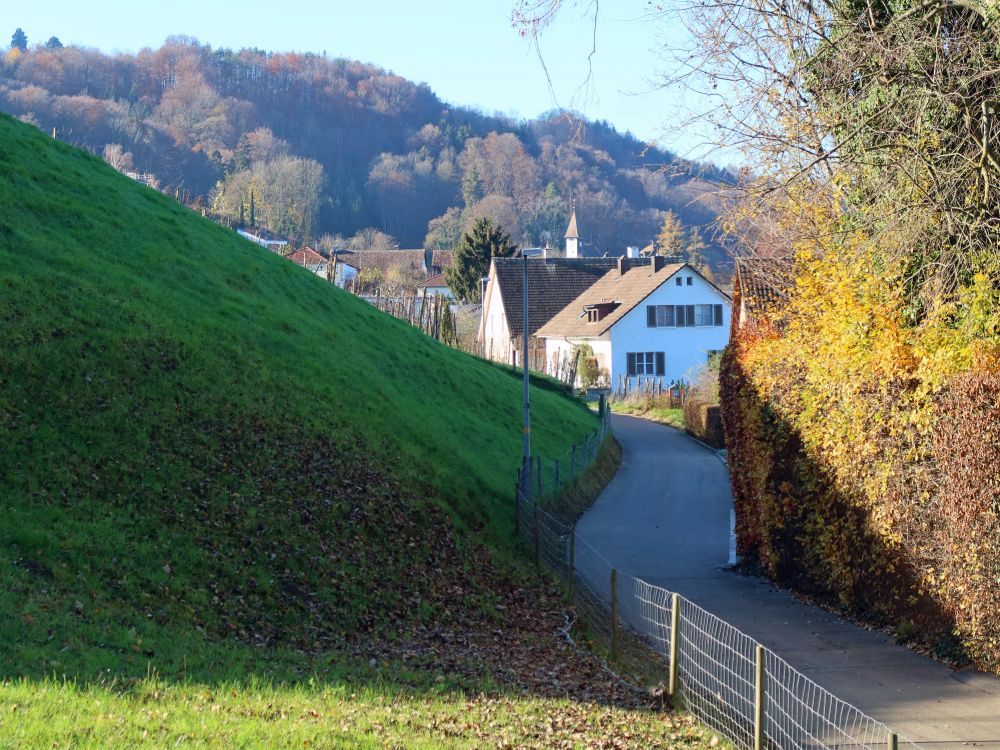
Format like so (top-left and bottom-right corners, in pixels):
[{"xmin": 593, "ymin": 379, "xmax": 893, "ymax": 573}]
[
  {"xmin": 237, "ymin": 228, "xmax": 289, "ymax": 252},
  {"xmin": 536, "ymin": 256, "xmax": 732, "ymax": 389}
]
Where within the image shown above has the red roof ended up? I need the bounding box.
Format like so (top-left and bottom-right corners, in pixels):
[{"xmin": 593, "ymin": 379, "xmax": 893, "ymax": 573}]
[
  {"xmin": 287, "ymin": 247, "xmax": 327, "ymax": 266},
  {"xmin": 418, "ymin": 272, "xmax": 450, "ymax": 289}
]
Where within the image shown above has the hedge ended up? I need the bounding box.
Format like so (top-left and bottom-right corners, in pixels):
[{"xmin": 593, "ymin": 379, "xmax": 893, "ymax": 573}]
[
  {"xmin": 721, "ymin": 323, "xmax": 1000, "ymax": 670},
  {"xmin": 683, "ymin": 398, "xmax": 725, "ymax": 449}
]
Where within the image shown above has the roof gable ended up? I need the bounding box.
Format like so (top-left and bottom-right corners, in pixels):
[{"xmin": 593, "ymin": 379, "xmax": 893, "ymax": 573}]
[
  {"xmin": 537, "ymin": 261, "xmax": 693, "ymax": 337},
  {"xmin": 493, "ymin": 257, "xmax": 649, "ymax": 337}
]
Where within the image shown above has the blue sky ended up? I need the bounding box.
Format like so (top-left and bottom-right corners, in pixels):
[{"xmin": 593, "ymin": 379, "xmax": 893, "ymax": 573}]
[{"xmin": 8, "ymin": 1, "xmax": 720, "ymax": 161}]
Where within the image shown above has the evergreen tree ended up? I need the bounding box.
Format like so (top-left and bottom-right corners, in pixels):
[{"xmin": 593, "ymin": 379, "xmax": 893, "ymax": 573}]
[
  {"xmin": 249, "ymin": 188, "xmax": 255, "ymax": 227},
  {"xmin": 43, "ymin": 36, "xmax": 62, "ymax": 49},
  {"xmin": 238, "ymin": 196, "xmax": 245, "ymax": 227},
  {"xmin": 685, "ymin": 226, "xmax": 710, "ymax": 275},
  {"xmin": 656, "ymin": 210, "xmax": 685, "ymax": 257},
  {"xmin": 461, "ymin": 164, "xmax": 484, "ymax": 207},
  {"xmin": 445, "ymin": 217, "xmax": 518, "ymax": 302},
  {"xmin": 10, "ymin": 28, "xmax": 27, "ymax": 51}
]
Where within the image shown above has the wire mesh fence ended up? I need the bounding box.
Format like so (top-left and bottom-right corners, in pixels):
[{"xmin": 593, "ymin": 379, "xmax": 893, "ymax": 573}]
[{"xmin": 516, "ymin": 406, "xmax": 921, "ymax": 750}]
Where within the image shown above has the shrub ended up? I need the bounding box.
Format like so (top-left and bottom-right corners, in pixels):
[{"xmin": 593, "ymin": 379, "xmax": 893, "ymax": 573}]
[{"xmin": 683, "ymin": 398, "xmax": 725, "ymax": 448}]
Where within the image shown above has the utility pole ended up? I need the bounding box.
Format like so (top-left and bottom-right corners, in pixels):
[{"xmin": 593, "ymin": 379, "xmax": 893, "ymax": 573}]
[{"xmin": 522, "ymin": 250, "xmax": 531, "ymax": 468}]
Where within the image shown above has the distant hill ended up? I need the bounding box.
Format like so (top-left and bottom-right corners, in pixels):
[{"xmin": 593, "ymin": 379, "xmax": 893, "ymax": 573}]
[{"xmin": 0, "ymin": 37, "xmax": 735, "ymax": 277}]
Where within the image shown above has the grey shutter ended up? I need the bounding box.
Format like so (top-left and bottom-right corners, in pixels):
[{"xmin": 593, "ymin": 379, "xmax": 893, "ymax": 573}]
[
  {"xmin": 627, "ymin": 352, "xmax": 637, "ymax": 376},
  {"xmin": 655, "ymin": 352, "xmax": 665, "ymax": 376},
  {"xmin": 647, "ymin": 306, "xmax": 656, "ymax": 327},
  {"xmin": 714, "ymin": 304, "xmax": 723, "ymax": 326},
  {"xmin": 686, "ymin": 305, "xmax": 695, "ymax": 326}
]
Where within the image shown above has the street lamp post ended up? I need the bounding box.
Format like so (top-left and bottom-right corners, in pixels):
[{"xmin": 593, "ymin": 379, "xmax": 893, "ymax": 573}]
[{"xmin": 521, "ymin": 249, "xmax": 543, "ymax": 472}]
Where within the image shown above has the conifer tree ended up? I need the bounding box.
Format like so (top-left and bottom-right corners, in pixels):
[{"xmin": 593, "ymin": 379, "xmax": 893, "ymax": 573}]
[
  {"xmin": 10, "ymin": 28, "xmax": 27, "ymax": 51},
  {"xmin": 656, "ymin": 210, "xmax": 685, "ymax": 257},
  {"xmin": 685, "ymin": 226, "xmax": 710, "ymax": 275},
  {"xmin": 445, "ymin": 217, "xmax": 518, "ymax": 302}
]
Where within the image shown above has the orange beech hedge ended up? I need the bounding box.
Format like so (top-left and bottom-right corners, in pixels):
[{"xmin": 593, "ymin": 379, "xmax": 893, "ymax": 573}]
[{"xmin": 721, "ymin": 326, "xmax": 1000, "ymax": 670}]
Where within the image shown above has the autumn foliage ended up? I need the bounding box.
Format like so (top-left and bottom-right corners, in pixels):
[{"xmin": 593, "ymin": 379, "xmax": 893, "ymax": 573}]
[{"xmin": 722, "ymin": 219, "xmax": 1000, "ymax": 669}]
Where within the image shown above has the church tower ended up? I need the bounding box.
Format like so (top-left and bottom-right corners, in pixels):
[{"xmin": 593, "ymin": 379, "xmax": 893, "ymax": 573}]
[{"xmin": 564, "ymin": 209, "xmax": 580, "ymax": 259}]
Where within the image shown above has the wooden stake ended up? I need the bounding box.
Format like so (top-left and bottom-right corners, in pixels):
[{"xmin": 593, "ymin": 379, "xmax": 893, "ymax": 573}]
[
  {"xmin": 754, "ymin": 644, "xmax": 766, "ymax": 750},
  {"xmin": 669, "ymin": 592, "xmax": 680, "ymax": 698},
  {"xmin": 888, "ymin": 734, "xmax": 898, "ymax": 750}
]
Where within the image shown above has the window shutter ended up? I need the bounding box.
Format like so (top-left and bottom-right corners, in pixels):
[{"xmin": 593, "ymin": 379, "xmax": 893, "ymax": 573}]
[
  {"xmin": 686, "ymin": 305, "xmax": 695, "ymax": 326},
  {"xmin": 714, "ymin": 304, "xmax": 723, "ymax": 326},
  {"xmin": 627, "ymin": 352, "xmax": 637, "ymax": 376},
  {"xmin": 647, "ymin": 306, "xmax": 656, "ymax": 327},
  {"xmin": 655, "ymin": 352, "xmax": 665, "ymax": 376}
]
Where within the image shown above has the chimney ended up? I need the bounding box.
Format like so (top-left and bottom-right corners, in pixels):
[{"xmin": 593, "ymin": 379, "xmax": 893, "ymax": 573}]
[
  {"xmin": 651, "ymin": 255, "xmax": 664, "ymax": 272},
  {"xmin": 618, "ymin": 256, "xmax": 626, "ymax": 277},
  {"xmin": 627, "ymin": 246, "xmax": 639, "ymax": 258}
]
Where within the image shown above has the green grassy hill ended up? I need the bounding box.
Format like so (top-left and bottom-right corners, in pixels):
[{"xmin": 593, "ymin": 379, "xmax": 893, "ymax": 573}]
[{"xmin": 0, "ymin": 115, "xmax": 713, "ymax": 748}]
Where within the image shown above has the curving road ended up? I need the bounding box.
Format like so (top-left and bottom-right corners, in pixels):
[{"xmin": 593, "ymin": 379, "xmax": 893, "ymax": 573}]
[{"xmin": 577, "ymin": 413, "xmax": 1000, "ymax": 746}]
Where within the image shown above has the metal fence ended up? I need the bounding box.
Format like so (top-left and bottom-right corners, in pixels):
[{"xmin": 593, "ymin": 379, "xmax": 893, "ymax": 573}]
[{"xmin": 516, "ymin": 410, "xmax": 919, "ymax": 750}]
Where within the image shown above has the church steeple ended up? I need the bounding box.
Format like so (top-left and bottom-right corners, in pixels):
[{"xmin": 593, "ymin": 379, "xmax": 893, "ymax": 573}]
[{"xmin": 564, "ymin": 208, "xmax": 580, "ymax": 258}]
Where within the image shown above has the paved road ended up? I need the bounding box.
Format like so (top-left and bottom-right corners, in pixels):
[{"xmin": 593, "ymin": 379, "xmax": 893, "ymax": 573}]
[{"xmin": 577, "ymin": 413, "xmax": 1000, "ymax": 746}]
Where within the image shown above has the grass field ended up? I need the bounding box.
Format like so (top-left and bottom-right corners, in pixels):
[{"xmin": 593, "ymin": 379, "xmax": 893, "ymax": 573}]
[
  {"xmin": 610, "ymin": 400, "xmax": 686, "ymax": 430},
  {"xmin": 0, "ymin": 114, "xmax": 715, "ymax": 747}
]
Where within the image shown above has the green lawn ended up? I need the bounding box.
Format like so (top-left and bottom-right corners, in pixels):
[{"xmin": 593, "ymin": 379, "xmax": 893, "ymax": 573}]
[
  {"xmin": 0, "ymin": 113, "xmax": 715, "ymax": 747},
  {"xmin": 610, "ymin": 401, "xmax": 685, "ymax": 429}
]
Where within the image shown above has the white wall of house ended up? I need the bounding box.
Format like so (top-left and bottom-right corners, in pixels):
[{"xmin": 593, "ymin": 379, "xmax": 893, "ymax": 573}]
[
  {"xmin": 421, "ymin": 285, "xmax": 455, "ymax": 299},
  {"xmin": 543, "ymin": 336, "xmax": 611, "ymax": 381},
  {"xmin": 335, "ymin": 263, "xmax": 358, "ymax": 288},
  {"xmin": 609, "ymin": 270, "xmax": 730, "ymax": 387},
  {"xmin": 480, "ymin": 276, "xmax": 514, "ymax": 363}
]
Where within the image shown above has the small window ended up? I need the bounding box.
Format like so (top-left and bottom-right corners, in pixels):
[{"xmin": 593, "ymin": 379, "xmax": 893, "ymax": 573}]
[
  {"xmin": 658, "ymin": 305, "xmax": 674, "ymax": 327},
  {"xmin": 686, "ymin": 276, "xmax": 693, "ymax": 286},
  {"xmin": 707, "ymin": 350, "xmax": 722, "ymax": 366},
  {"xmin": 675, "ymin": 276, "xmax": 682, "ymax": 286},
  {"xmin": 628, "ymin": 351, "xmax": 665, "ymax": 376}
]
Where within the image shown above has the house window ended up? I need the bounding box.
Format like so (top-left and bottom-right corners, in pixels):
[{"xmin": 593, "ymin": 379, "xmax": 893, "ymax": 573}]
[
  {"xmin": 707, "ymin": 350, "xmax": 722, "ymax": 365},
  {"xmin": 627, "ymin": 351, "xmax": 665, "ymax": 376},
  {"xmin": 675, "ymin": 276, "xmax": 683, "ymax": 286},
  {"xmin": 646, "ymin": 304, "xmax": 725, "ymax": 327},
  {"xmin": 686, "ymin": 276, "xmax": 693, "ymax": 286}
]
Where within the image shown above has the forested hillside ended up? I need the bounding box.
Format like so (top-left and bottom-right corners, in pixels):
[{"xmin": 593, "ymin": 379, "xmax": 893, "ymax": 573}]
[{"xmin": 0, "ymin": 35, "xmax": 733, "ymax": 270}]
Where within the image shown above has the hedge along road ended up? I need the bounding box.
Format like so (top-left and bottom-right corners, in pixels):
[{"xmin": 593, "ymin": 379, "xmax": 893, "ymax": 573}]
[{"xmin": 576, "ymin": 413, "xmax": 1000, "ymax": 746}]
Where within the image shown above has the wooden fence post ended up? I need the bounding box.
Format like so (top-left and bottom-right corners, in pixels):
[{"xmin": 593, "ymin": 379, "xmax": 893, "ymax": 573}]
[
  {"xmin": 669, "ymin": 592, "xmax": 680, "ymax": 698},
  {"xmin": 611, "ymin": 568, "xmax": 620, "ymax": 661},
  {"xmin": 754, "ymin": 644, "xmax": 766, "ymax": 750},
  {"xmin": 887, "ymin": 734, "xmax": 898, "ymax": 750},
  {"xmin": 568, "ymin": 523, "xmax": 576, "ymax": 600}
]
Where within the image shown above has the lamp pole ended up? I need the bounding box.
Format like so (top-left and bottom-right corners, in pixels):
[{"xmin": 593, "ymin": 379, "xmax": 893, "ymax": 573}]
[
  {"xmin": 522, "ymin": 250, "xmax": 531, "ymax": 468},
  {"xmin": 521, "ymin": 249, "xmax": 543, "ymax": 470}
]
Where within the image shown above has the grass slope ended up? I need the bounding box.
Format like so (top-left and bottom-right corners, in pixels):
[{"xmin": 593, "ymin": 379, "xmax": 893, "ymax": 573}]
[{"xmin": 0, "ymin": 115, "xmax": 714, "ymax": 748}]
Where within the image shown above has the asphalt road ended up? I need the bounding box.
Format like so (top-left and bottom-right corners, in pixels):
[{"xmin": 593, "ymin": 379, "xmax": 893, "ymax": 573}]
[{"xmin": 576, "ymin": 413, "xmax": 1000, "ymax": 747}]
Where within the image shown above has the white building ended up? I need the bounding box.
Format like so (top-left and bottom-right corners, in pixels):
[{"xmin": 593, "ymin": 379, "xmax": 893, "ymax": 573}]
[
  {"xmin": 536, "ymin": 256, "xmax": 732, "ymax": 389},
  {"xmin": 237, "ymin": 228, "xmax": 289, "ymax": 252}
]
